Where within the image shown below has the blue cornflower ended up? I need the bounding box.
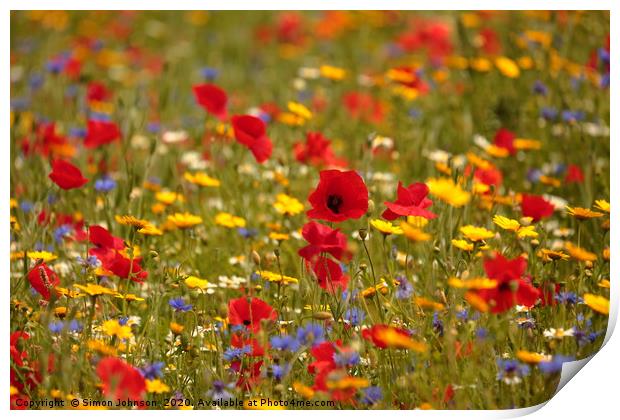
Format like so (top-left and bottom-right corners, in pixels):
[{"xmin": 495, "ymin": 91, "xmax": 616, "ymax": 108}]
[
  {"xmin": 237, "ymin": 227, "xmax": 258, "ymax": 239},
  {"xmin": 169, "ymin": 297, "xmax": 193, "ymax": 312},
  {"xmin": 296, "ymin": 323, "xmax": 325, "ymax": 347},
  {"xmin": 408, "ymin": 108, "xmax": 422, "ymax": 119},
  {"xmin": 258, "ymin": 112, "xmax": 271, "ymax": 124},
  {"xmin": 570, "ymin": 76, "xmax": 584, "ymax": 91},
  {"xmin": 140, "ymin": 361, "xmax": 165, "ymax": 380},
  {"xmin": 527, "ymin": 168, "xmax": 543, "ymax": 183},
  {"xmin": 341, "ymin": 289, "xmax": 358, "ymax": 302},
  {"xmin": 147, "ymin": 122, "xmax": 161, "ymax": 133},
  {"xmin": 334, "ymin": 349, "xmax": 360, "ymax": 367},
  {"xmin": 562, "ymin": 110, "xmax": 585, "ymax": 123},
  {"xmin": 89, "ymin": 112, "xmax": 112, "ymax": 122},
  {"xmin": 118, "ymin": 317, "xmax": 129, "ymax": 326},
  {"xmin": 94, "ymin": 176, "xmax": 117, "ymax": 193},
  {"xmin": 77, "ymin": 255, "xmax": 99, "ymax": 268},
  {"xmin": 207, "ymin": 380, "xmax": 233, "ymax": 400},
  {"xmin": 555, "ymin": 292, "xmax": 582, "ymax": 305},
  {"xmin": 360, "ymin": 386, "xmax": 383, "ymax": 405},
  {"xmin": 20, "ymin": 201, "xmax": 34, "ymax": 213},
  {"xmin": 200, "ymin": 67, "xmax": 219, "ymax": 80},
  {"xmin": 223, "ymin": 345, "xmax": 251, "ymax": 361},
  {"xmin": 540, "ymin": 107, "xmax": 558, "ymax": 121},
  {"xmin": 10, "ymin": 97, "xmax": 30, "ymax": 111},
  {"xmin": 496, "ymin": 359, "xmax": 530, "ymax": 384},
  {"xmin": 270, "ymin": 335, "xmax": 300, "ymax": 352},
  {"xmin": 538, "ymin": 355, "xmax": 574, "ymax": 374},
  {"xmin": 456, "ymin": 309, "xmax": 469, "ymax": 321},
  {"xmin": 344, "ymin": 307, "xmax": 366, "ymax": 327},
  {"xmin": 476, "ymin": 327, "xmax": 489, "ymax": 340},
  {"xmin": 46, "ymin": 58, "xmax": 65, "ymax": 73},
  {"xmin": 65, "ymin": 85, "xmax": 79, "ymax": 98},
  {"xmin": 53, "ymin": 225, "xmax": 72, "ymax": 243},
  {"xmin": 49, "ymin": 321, "xmax": 64, "ymax": 334},
  {"xmin": 600, "ymin": 73, "xmax": 610, "ymax": 89},
  {"xmin": 533, "ymin": 80, "xmax": 548, "ymax": 96},
  {"xmin": 432, "ymin": 312, "xmax": 444, "ymax": 336},
  {"xmin": 271, "ymin": 363, "xmax": 290, "ymax": 380},
  {"xmin": 69, "ymin": 127, "xmax": 87, "ymax": 138},
  {"xmin": 598, "ymin": 47, "xmax": 610, "ymax": 65},
  {"xmin": 28, "ymin": 73, "xmax": 45, "ymax": 90},
  {"xmin": 68, "ymin": 319, "xmax": 83, "ymax": 333},
  {"xmin": 395, "ymin": 276, "xmax": 414, "ymax": 299}
]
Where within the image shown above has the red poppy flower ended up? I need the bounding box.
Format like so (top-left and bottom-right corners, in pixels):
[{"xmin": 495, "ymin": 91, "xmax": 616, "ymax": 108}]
[
  {"xmin": 362, "ymin": 324, "xmax": 413, "ymax": 349},
  {"xmin": 24, "ymin": 123, "xmax": 68, "ymax": 157},
  {"xmin": 307, "ymin": 340, "xmax": 358, "ymax": 402},
  {"xmin": 86, "ymin": 82, "xmax": 112, "ymax": 103},
  {"xmin": 96, "ymin": 357, "xmax": 146, "ymax": 400},
  {"xmin": 493, "ymin": 128, "xmax": 516, "ymax": 155},
  {"xmin": 521, "ymin": 194, "xmax": 554, "ymax": 221},
  {"xmin": 565, "ymin": 164, "xmax": 585, "ymax": 184},
  {"xmin": 231, "ymin": 115, "xmax": 273, "ymax": 163},
  {"xmin": 228, "ymin": 297, "xmax": 277, "ymax": 332},
  {"xmin": 478, "ymin": 27, "xmax": 501, "ymax": 55},
  {"xmin": 298, "ymin": 221, "xmax": 348, "ymax": 262},
  {"xmin": 382, "ymin": 181, "xmax": 436, "ymax": 220},
  {"xmin": 342, "ymin": 92, "xmax": 385, "ymax": 124},
  {"xmin": 231, "ymin": 334, "xmax": 266, "ymax": 357},
  {"xmin": 84, "ymin": 120, "xmax": 121, "ymax": 148},
  {"xmin": 105, "ymin": 252, "xmax": 148, "ymax": 282},
  {"xmin": 48, "ymin": 159, "xmax": 88, "ymax": 190},
  {"xmin": 88, "ymin": 225, "xmax": 125, "ymax": 250},
  {"xmin": 293, "ymin": 132, "xmax": 348, "ymax": 168},
  {"xmin": 473, "ymin": 167, "xmax": 503, "ymax": 189},
  {"xmin": 307, "ymin": 169, "xmax": 368, "ymax": 222},
  {"xmin": 27, "ymin": 263, "xmax": 60, "ymax": 300},
  {"xmin": 308, "ymin": 341, "xmax": 337, "ymax": 376},
  {"xmin": 231, "ymin": 360, "xmax": 263, "ymax": 390},
  {"xmin": 311, "ymin": 256, "xmax": 349, "ymax": 293},
  {"xmin": 192, "ymin": 83, "xmax": 228, "ymax": 120},
  {"xmin": 473, "ymin": 253, "xmax": 540, "ymax": 313}
]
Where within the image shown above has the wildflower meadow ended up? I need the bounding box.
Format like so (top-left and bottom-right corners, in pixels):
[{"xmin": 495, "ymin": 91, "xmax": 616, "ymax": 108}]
[{"xmin": 9, "ymin": 10, "xmax": 611, "ymax": 410}]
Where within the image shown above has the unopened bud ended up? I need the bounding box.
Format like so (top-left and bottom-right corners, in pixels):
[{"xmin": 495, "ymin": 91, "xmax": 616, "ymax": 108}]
[
  {"xmin": 367, "ymin": 200, "xmax": 375, "ymax": 214},
  {"xmin": 313, "ymin": 311, "xmax": 333, "ymax": 321},
  {"xmin": 251, "ymin": 250, "xmax": 261, "ymax": 265}
]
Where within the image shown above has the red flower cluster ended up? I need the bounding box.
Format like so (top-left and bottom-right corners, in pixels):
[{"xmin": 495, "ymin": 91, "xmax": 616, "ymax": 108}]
[
  {"xmin": 48, "ymin": 159, "xmax": 88, "ymax": 190},
  {"xmin": 382, "ymin": 181, "xmax": 436, "ymax": 220},
  {"xmin": 293, "ymin": 131, "xmax": 347, "ymax": 168},
  {"xmin": 22, "ymin": 122, "xmax": 70, "ymax": 157},
  {"xmin": 84, "ymin": 120, "xmax": 121, "ymax": 148},
  {"xmin": 88, "ymin": 225, "xmax": 148, "ymax": 282},
  {"xmin": 307, "ymin": 341, "xmax": 359, "ymax": 402},
  {"xmin": 342, "ymin": 91, "xmax": 385, "ymax": 124},
  {"xmin": 493, "ymin": 128, "xmax": 516, "ymax": 155},
  {"xmin": 520, "ymin": 194, "xmax": 554, "ymax": 221},
  {"xmin": 231, "ymin": 115, "xmax": 273, "ymax": 163},
  {"xmin": 565, "ymin": 164, "xmax": 584, "ymax": 184},
  {"xmin": 192, "ymin": 83, "xmax": 228, "ymax": 120},
  {"xmin": 227, "ymin": 297, "xmax": 278, "ymax": 388},
  {"xmin": 473, "ymin": 253, "xmax": 540, "ymax": 313},
  {"xmin": 86, "ymin": 81, "xmax": 112, "ymax": 103},
  {"xmin": 11, "ymin": 331, "xmax": 54, "ymax": 409},
  {"xmin": 96, "ymin": 357, "xmax": 146, "ymax": 401},
  {"xmin": 299, "ymin": 221, "xmax": 350, "ymax": 293}
]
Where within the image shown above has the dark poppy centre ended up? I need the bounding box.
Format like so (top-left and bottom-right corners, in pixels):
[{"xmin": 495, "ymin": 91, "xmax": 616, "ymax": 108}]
[{"xmin": 326, "ymin": 194, "xmax": 343, "ymax": 214}]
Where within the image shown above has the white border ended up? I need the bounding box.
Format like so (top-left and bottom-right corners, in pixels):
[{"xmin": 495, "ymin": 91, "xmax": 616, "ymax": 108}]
[{"xmin": 4, "ymin": 2, "xmax": 616, "ymax": 418}]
